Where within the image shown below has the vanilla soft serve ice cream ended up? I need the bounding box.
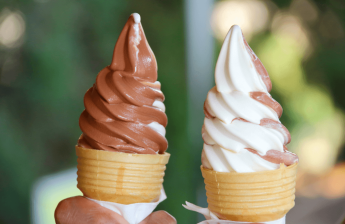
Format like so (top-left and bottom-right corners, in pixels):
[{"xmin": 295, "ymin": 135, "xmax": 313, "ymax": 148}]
[{"xmin": 201, "ymin": 25, "xmax": 298, "ymax": 173}]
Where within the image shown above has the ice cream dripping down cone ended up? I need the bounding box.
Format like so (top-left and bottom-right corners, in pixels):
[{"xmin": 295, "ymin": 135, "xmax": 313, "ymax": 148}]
[
  {"xmin": 76, "ymin": 146, "xmax": 170, "ymax": 204},
  {"xmin": 201, "ymin": 163, "xmax": 298, "ymax": 222}
]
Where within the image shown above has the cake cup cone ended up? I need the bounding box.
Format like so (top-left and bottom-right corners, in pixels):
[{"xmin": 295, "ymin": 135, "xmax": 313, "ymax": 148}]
[
  {"xmin": 201, "ymin": 163, "xmax": 298, "ymax": 222},
  {"xmin": 76, "ymin": 146, "xmax": 170, "ymax": 204}
]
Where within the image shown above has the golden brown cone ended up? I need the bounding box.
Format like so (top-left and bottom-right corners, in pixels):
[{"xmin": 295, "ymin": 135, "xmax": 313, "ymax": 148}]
[
  {"xmin": 76, "ymin": 146, "xmax": 170, "ymax": 204},
  {"xmin": 201, "ymin": 163, "xmax": 298, "ymax": 222}
]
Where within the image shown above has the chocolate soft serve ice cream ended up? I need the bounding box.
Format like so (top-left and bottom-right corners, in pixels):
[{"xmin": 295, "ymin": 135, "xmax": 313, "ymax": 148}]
[
  {"xmin": 78, "ymin": 13, "xmax": 167, "ymax": 154},
  {"xmin": 201, "ymin": 25, "xmax": 298, "ymax": 173},
  {"xmin": 75, "ymin": 13, "xmax": 170, "ymax": 207}
]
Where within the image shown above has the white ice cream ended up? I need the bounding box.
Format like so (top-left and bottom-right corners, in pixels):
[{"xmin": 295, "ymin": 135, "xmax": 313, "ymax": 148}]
[{"xmin": 202, "ymin": 25, "xmax": 285, "ymax": 173}]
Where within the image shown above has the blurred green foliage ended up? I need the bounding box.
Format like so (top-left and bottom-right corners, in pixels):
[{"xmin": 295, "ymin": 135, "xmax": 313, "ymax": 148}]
[{"xmin": 1, "ymin": 0, "xmax": 345, "ymax": 223}]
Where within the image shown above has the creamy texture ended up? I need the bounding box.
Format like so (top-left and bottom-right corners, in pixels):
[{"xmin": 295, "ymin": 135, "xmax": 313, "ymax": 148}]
[
  {"xmin": 202, "ymin": 25, "xmax": 298, "ymax": 172},
  {"xmin": 78, "ymin": 13, "xmax": 168, "ymax": 154}
]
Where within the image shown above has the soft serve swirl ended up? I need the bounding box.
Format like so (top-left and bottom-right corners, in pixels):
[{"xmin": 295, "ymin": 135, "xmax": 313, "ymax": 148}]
[
  {"xmin": 78, "ymin": 13, "xmax": 168, "ymax": 154},
  {"xmin": 202, "ymin": 25, "xmax": 298, "ymax": 172}
]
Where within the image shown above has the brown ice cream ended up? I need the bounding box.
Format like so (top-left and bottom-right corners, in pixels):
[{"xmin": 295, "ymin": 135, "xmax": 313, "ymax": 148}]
[
  {"xmin": 78, "ymin": 14, "xmax": 167, "ymax": 154},
  {"xmin": 243, "ymin": 34, "xmax": 298, "ymax": 166}
]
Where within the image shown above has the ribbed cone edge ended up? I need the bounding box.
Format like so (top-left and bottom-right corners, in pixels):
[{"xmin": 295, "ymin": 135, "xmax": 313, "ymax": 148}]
[
  {"xmin": 76, "ymin": 146, "xmax": 170, "ymax": 204},
  {"xmin": 201, "ymin": 163, "xmax": 298, "ymax": 222}
]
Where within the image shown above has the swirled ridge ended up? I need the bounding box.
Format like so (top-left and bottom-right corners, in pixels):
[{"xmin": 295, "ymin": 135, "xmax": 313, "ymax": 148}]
[
  {"xmin": 78, "ymin": 13, "xmax": 167, "ymax": 154},
  {"xmin": 202, "ymin": 25, "xmax": 298, "ymax": 172}
]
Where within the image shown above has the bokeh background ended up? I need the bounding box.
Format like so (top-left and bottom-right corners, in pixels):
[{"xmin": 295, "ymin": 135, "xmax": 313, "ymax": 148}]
[{"xmin": 1, "ymin": 0, "xmax": 345, "ymax": 223}]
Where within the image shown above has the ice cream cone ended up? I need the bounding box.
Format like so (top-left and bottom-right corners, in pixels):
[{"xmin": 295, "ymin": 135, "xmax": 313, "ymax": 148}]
[
  {"xmin": 201, "ymin": 163, "xmax": 298, "ymax": 222},
  {"xmin": 76, "ymin": 146, "xmax": 170, "ymax": 204}
]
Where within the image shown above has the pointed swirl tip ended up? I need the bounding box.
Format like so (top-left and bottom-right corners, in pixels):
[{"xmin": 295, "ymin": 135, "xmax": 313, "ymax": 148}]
[{"xmin": 131, "ymin": 13, "xmax": 141, "ymax": 24}]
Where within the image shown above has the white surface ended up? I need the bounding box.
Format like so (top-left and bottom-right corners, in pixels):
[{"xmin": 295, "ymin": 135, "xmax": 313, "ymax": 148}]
[
  {"xmin": 214, "ymin": 26, "xmax": 267, "ymax": 93},
  {"xmin": 183, "ymin": 201, "xmax": 286, "ymax": 224},
  {"xmin": 88, "ymin": 188, "xmax": 167, "ymax": 224},
  {"xmin": 152, "ymin": 100, "xmax": 166, "ymax": 112},
  {"xmin": 132, "ymin": 13, "xmax": 141, "ymax": 24},
  {"xmin": 202, "ymin": 25, "xmax": 284, "ymax": 172},
  {"xmin": 147, "ymin": 122, "xmax": 166, "ymax": 137}
]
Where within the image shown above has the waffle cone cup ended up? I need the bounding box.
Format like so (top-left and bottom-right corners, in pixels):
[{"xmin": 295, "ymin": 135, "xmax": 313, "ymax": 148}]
[
  {"xmin": 201, "ymin": 163, "xmax": 298, "ymax": 222},
  {"xmin": 76, "ymin": 146, "xmax": 170, "ymax": 204}
]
